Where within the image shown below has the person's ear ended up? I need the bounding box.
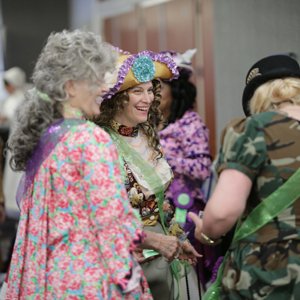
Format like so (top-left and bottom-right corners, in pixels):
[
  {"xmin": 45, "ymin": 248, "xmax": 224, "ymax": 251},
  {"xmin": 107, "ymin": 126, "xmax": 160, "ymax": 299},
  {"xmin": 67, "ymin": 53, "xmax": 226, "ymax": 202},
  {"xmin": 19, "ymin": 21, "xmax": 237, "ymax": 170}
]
[{"xmin": 64, "ymin": 80, "xmax": 76, "ymax": 98}]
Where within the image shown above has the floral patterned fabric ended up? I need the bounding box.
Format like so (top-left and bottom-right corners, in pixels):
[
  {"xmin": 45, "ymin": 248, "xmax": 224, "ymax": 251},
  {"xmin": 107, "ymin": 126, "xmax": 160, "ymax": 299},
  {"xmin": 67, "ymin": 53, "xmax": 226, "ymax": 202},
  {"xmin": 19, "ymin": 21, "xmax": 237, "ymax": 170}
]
[
  {"xmin": 216, "ymin": 111, "xmax": 300, "ymax": 299},
  {"xmin": 6, "ymin": 120, "xmax": 152, "ymax": 300}
]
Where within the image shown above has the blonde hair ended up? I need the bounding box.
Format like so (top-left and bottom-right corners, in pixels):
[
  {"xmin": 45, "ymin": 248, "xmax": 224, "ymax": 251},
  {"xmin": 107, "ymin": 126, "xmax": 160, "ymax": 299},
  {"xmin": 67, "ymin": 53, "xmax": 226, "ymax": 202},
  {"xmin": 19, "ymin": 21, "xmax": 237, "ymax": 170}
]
[{"xmin": 249, "ymin": 77, "xmax": 300, "ymax": 114}]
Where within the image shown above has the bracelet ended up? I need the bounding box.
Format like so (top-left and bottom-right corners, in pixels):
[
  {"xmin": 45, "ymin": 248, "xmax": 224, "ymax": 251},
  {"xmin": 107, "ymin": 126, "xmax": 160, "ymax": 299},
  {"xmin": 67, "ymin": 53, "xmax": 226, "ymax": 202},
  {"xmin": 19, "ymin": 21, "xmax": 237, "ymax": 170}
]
[{"xmin": 200, "ymin": 232, "xmax": 220, "ymax": 245}]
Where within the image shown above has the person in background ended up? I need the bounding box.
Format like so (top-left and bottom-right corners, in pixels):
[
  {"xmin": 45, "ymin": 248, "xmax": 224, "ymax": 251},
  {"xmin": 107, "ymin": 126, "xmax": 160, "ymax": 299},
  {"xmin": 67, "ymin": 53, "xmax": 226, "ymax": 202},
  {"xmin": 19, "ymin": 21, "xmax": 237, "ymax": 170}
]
[
  {"xmin": 189, "ymin": 54, "xmax": 300, "ymax": 299},
  {"xmin": 158, "ymin": 49, "xmax": 221, "ymax": 288},
  {"xmin": 2, "ymin": 73, "xmax": 28, "ymax": 220},
  {"xmin": 3, "ymin": 29, "xmax": 152, "ymax": 299},
  {"xmin": 0, "ymin": 67, "xmax": 26, "ymax": 125},
  {"xmin": 0, "ymin": 68, "xmax": 28, "ymax": 278},
  {"xmin": 0, "ymin": 137, "xmax": 4, "ymax": 277},
  {"xmin": 94, "ymin": 50, "xmax": 200, "ymax": 300},
  {"xmin": 0, "ymin": 67, "xmax": 27, "ymax": 219}
]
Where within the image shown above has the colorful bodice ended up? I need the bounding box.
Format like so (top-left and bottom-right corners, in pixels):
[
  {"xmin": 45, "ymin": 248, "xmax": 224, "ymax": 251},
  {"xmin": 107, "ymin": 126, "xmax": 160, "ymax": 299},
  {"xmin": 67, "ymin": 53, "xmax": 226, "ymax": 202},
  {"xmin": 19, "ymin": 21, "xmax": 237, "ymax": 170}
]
[{"xmin": 110, "ymin": 120, "xmax": 185, "ymax": 238}]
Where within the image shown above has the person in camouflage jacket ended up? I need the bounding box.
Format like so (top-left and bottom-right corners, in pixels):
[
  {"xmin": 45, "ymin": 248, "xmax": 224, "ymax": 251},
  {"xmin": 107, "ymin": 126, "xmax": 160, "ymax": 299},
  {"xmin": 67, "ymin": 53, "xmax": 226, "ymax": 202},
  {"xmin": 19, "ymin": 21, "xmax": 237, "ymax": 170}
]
[{"xmin": 188, "ymin": 54, "xmax": 300, "ymax": 299}]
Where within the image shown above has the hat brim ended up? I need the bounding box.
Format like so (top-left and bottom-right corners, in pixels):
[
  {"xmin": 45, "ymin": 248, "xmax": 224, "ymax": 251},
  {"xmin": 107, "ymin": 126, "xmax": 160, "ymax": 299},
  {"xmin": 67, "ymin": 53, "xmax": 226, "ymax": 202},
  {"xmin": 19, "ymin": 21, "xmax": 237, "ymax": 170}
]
[
  {"xmin": 120, "ymin": 60, "xmax": 173, "ymax": 92},
  {"xmin": 242, "ymin": 69, "xmax": 300, "ymax": 116}
]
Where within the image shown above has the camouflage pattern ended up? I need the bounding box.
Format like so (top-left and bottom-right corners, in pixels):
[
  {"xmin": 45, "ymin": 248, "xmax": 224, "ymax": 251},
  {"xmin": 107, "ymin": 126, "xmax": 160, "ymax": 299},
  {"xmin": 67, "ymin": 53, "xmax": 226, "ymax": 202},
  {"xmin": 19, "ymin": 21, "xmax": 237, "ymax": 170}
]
[{"xmin": 216, "ymin": 111, "xmax": 300, "ymax": 299}]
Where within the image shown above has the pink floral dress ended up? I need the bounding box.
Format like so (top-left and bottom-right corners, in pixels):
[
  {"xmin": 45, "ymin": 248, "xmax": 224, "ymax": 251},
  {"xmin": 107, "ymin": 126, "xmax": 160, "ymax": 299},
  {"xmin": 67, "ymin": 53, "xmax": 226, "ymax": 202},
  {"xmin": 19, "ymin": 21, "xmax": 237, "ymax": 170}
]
[{"xmin": 5, "ymin": 119, "xmax": 152, "ymax": 300}]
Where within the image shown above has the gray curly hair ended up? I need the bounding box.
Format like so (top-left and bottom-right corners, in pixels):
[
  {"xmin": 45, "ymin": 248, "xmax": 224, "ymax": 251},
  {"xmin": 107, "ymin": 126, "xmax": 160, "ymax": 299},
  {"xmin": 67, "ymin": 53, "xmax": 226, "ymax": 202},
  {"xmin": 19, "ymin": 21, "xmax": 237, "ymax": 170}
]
[{"xmin": 8, "ymin": 29, "xmax": 116, "ymax": 171}]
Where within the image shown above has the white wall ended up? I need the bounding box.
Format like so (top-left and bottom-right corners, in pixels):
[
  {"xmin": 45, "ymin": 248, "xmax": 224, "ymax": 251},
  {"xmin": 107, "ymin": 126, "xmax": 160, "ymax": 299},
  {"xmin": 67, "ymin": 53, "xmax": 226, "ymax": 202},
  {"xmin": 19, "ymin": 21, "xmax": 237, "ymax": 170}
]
[
  {"xmin": 213, "ymin": 0, "xmax": 300, "ymax": 149},
  {"xmin": 69, "ymin": 0, "xmax": 103, "ymax": 34}
]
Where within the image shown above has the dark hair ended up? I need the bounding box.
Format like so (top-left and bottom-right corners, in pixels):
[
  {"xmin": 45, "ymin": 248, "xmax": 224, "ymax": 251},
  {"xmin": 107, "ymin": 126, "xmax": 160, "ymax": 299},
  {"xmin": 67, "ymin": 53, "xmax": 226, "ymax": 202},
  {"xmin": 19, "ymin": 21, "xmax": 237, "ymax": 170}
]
[
  {"xmin": 164, "ymin": 72, "xmax": 196, "ymax": 124},
  {"xmin": 94, "ymin": 79, "xmax": 163, "ymax": 159}
]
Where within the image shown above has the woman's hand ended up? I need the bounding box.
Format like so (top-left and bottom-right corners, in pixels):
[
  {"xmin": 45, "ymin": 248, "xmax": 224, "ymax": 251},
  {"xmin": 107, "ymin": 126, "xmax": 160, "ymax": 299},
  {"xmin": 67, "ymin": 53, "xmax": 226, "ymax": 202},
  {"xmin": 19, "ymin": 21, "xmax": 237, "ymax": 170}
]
[
  {"xmin": 188, "ymin": 212, "xmax": 203, "ymax": 242},
  {"xmin": 133, "ymin": 247, "xmax": 145, "ymax": 263},
  {"xmin": 178, "ymin": 240, "xmax": 202, "ymax": 265},
  {"xmin": 188, "ymin": 212, "xmax": 222, "ymax": 245},
  {"xmin": 140, "ymin": 231, "xmax": 180, "ymax": 261},
  {"xmin": 154, "ymin": 234, "xmax": 180, "ymax": 261}
]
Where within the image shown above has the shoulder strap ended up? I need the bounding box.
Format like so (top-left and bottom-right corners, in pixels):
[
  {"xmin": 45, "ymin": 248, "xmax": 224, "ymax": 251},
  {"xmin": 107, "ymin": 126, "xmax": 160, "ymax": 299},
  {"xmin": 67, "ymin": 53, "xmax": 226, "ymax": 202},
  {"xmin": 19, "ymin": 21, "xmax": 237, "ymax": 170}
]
[
  {"xmin": 17, "ymin": 119, "xmax": 85, "ymax": 207},
  {"xmin": 204, "ymin": 167, "xmax": 300, "ymax": 300},
  {"xmin": 233, "ymin": 167, "xmax": 300, "ymax": 243}
]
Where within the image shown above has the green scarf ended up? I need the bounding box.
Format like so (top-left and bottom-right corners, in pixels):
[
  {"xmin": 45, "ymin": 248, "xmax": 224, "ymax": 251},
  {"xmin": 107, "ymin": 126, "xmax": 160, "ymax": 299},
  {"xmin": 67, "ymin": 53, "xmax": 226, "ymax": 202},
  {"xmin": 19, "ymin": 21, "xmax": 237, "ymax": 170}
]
[
  {"xmin": 106, "ymin": 127, "xmax": 168, "ymax": 232},
  {"xmin": 204, "ymin": 167, "xmax": 300, "ymax": 299},
  {"xmin": 105, "ymin": 127, "xmax": 185, "ymax": 299}
]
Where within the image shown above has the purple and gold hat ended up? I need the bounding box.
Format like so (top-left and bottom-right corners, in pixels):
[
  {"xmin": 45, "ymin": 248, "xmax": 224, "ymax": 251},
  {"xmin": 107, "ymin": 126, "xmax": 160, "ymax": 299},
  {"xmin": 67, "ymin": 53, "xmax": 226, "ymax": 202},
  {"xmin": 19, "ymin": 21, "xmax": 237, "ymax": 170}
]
[{"xmin": 103, "ymin": 50, "xmax": 179, "ymax": 100}]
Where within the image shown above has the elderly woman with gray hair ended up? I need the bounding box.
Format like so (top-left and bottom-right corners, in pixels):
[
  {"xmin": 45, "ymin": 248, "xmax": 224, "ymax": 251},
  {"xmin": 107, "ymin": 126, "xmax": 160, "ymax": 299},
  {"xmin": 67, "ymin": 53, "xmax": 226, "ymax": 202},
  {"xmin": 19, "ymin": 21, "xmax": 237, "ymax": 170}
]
[{"xmin": 3, "ymin": 30, "xmax": 153, "ymax": 299}]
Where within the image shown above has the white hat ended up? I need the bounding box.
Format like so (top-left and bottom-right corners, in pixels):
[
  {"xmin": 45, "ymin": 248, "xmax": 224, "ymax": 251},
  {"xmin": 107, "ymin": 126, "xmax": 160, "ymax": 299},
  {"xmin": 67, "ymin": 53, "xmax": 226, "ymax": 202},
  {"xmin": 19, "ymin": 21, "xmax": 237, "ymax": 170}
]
[
  {"xmin": 3, "ymin": 67, "xmax": 26, "ymax": 89},
  {"xmin": 173, "ymin": 48, "xmax": 197, "ymax": 72}
]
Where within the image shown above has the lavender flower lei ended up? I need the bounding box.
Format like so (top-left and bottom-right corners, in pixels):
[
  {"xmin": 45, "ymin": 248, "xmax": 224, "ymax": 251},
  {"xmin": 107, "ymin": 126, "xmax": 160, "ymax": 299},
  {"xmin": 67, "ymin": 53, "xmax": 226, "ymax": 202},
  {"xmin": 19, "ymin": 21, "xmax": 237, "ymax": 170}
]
[{"xmin": 16, "ymin": 118, "xmax": 85, "ymax": 207}]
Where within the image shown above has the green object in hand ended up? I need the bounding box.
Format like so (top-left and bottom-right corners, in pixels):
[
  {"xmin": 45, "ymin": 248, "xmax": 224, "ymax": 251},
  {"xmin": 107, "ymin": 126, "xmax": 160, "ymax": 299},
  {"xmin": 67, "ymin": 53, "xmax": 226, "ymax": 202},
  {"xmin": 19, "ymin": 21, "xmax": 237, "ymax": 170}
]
[
  {"xmin": 175, "ymin": 207, "xmax": 187, "ymax": 224},
  {"xmin": 143, "ymin": 249, "xmax": 159, "ymax": 259}
]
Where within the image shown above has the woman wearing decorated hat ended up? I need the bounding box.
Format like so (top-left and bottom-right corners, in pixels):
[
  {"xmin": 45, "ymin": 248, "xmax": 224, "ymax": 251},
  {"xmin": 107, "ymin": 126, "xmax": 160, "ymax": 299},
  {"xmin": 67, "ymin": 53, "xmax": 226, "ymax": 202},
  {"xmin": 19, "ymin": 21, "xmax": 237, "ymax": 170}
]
[
  {"xmin": 188, "ymin": 53, "xmax": 300, "ymax": 299},
  {"xmin": 94, "ymin": 50, "xmax": 201, "ymax": 300}
]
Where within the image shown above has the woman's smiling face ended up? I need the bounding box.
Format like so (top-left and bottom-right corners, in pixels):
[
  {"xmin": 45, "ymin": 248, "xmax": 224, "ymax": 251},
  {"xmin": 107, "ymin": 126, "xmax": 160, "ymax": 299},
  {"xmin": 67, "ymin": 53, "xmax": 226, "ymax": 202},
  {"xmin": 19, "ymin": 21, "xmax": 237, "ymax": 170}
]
[{"xmin": 114, "ymin": 81, "xmax": 154, "ymax": 127}]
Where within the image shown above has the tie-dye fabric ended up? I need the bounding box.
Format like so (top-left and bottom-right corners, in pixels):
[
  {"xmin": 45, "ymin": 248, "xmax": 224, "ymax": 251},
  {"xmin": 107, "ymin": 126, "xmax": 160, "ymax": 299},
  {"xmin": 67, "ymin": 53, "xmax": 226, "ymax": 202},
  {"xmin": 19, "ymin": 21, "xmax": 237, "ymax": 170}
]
[
  {"xmin": 216, "ymin": 111, "xmax": 300, "ymax": 299},
  {"xmin": 159, "ymin": 110, "xmax": 217, "ymax": 286},
  {"xmin": 6, "ymin": 120, "xmax": 152, "ymax": 300},
  {"xmin": 159, "ymin": 110, "xmax": 212, "ymax": 231}
]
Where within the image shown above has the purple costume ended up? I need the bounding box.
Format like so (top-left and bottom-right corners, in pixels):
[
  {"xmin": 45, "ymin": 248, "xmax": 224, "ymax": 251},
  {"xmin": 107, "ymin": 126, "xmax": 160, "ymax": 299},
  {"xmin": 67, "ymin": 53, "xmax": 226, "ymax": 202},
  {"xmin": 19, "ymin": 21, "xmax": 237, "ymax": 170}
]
[
  {"xmin": 159, "ymin": 110, "xmax": 211, "ymax": 230},
  {"xmin": 159, "ymin": 109, "xmax": 221, "ymax": 286}
]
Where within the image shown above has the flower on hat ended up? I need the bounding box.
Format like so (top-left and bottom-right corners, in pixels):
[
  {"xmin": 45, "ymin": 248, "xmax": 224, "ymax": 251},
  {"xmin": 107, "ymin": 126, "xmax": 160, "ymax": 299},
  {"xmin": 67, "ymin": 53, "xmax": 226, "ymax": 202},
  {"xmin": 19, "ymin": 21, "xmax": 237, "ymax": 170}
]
[
  {"xmin": 132, "ymin": 55, "xmax": 155, "ymax": 82},
  {"xmin": 173, "ymin": 48, "xmax": 197, "ymax": 72},
  {"xmin": 161, "ymin": 48, "xmax": 197, "ymax": 73}
]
